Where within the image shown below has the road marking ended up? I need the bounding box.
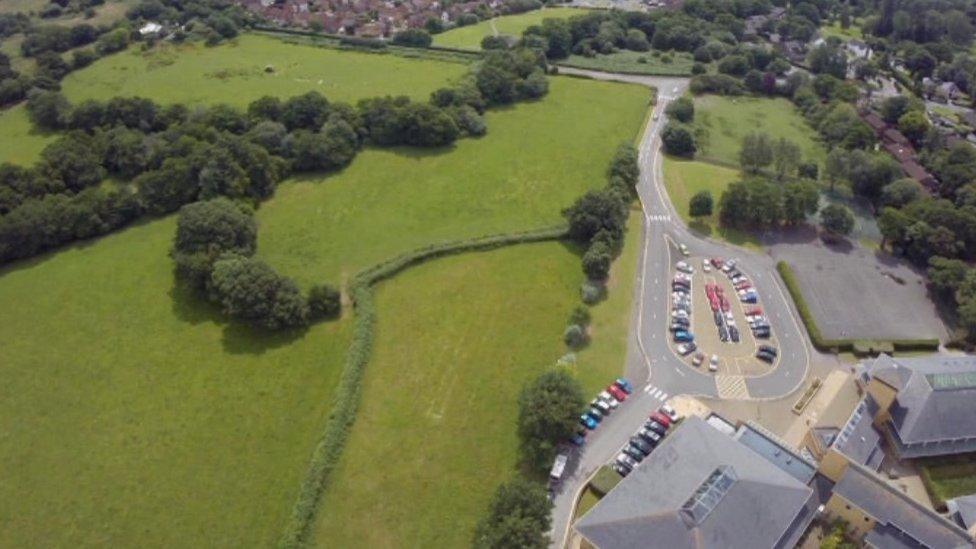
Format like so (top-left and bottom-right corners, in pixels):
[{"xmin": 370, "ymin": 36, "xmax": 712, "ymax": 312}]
[
  {"xmin": 715, "ymin": 375, "xmax": 749, "ymax": 399},
  {"xmin": 643, "ymin": 384, "xmax": 669, "ymax": 401},
  {"xmin": 649, "ymin": 214, "xmax": 671, "ymax": 222}
]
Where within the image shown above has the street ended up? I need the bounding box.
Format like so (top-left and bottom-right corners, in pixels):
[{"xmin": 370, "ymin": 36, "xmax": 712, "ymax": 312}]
[{"xmin": 548, "ymin": 74, "xmax": 815, "ymax": 548}]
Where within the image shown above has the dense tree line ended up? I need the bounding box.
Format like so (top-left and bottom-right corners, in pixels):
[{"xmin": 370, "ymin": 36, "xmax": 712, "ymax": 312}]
[{"xmin": 719, "ymin": 177, "xmax": 820, "ymax": 229}]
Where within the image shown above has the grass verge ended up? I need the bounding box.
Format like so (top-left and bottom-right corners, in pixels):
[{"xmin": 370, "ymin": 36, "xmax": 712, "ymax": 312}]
[{"xmin": 919, "ymin": 454, "xmax": 976, "ymax": 511}]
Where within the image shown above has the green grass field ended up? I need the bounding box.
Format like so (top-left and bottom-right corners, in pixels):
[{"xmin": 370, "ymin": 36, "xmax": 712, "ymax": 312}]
[
  {"xmin": 60, "ymin": 34, "xmax": 469, "ymax": 107},
  {"xmin": 0, "ymin": 216, "xmax": 352, "ymax": 547},
  {"xmin": 662, "ymin": 156, "xmax": 760, "ymax": 248},
  {"xmin": 819, "ymin": 20, "xmax": 864, "ymax": 40},
  {"xmin": 693, "ymin": 95, "xmax": 826, "ymax": 167},
  {"xmin": 0, "ymin": 104, "xmax": 56, "ymax": 166},
  {"xmin": 0, "ymin": 36, "xmax": 651, "ymax": 545},
  {"xmin": 433, "ymin": 7, "xmax": 589, "ymax": 50},
  {"xmin": 920, "ymin": 455, "xmax": 976, "ymax": 509},
  {"xmin": 561, "ymin": 50, "xmax": 696, "ymax": 76},
  {"xmin": 256, "ymin": 76, "xmax": 651, "ymax": 285}
]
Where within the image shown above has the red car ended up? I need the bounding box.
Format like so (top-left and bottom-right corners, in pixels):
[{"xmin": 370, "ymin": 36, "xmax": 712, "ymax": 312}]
[
  {"xmin": 720, "ymin": 296, "xmax": 731, "ymax": 312},
  {"xmin": 649, "ymin": 411, "xmax": 672, "ymax": 428},
  {"xmin": 608, "ymin": 384, "xmax": 627, "ymax": 401},
  {"xmin": 747, "ymin": 307, "xmax": 763, "ymax": 316},
  {"xmin": 711, "ymin": 258, "xmax": 724, "ymax": 268},
  {"xmin": 735, "ymin": 282, "xmax": 753, "ymax": 291}
]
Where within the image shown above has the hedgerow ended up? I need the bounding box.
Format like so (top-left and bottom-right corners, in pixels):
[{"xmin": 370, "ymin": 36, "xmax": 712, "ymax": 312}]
[{"xmin": 279, "ymin": 225, "xmax": 567, "ymax": 548}]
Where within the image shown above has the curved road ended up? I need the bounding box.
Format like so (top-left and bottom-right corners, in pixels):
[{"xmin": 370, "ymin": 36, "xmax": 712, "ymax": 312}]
[{"xmin": 548, "ymin": 70, "xmax": 814, "ymax": 548}]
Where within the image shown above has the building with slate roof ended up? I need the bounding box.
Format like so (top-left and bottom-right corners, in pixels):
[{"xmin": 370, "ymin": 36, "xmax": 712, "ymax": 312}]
[
  {"xmin": 574, "ymin": 417, "xmax": 818, "ymax": 549},
  {"xmin": 947, "ymin": 494, "xmax": 976, "ymax": 537},
  {"xmin": 856, "ymin": 354, "xmax": 976, "ymax": 459}
]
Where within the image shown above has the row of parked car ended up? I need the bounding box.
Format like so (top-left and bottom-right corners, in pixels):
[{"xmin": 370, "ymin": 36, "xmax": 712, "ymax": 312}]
[
  {"xmin": 576, "ymin": 378, "xmax": 634, "ymax": 437},
  {"xmin": 613, "ymin": 404, "xmax": 679, "ymax": 477},
  {"xmin": 712, "ymin": 258, "xmax": 775, "ymax": 341},
  {"xmin": 671, "ymin": 263, "xmax": 695, "ymax": 352},
  {"xmin": 704, "ymin": 281, "xmax": 740, "ymax": 345}
]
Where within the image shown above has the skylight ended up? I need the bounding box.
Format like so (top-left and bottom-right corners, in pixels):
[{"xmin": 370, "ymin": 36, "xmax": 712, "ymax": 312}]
[
  {"xmin": 680, "ymin": 466, "xmax": 738, "ymax": 526},
  {"xmin": 926, "ymin": 372, "xmax": 976, "ymax": 391}
]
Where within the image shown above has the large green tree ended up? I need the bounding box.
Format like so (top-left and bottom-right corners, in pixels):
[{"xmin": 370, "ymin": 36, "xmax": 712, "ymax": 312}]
[
  {"xmin": 516, "ymin": 369, "xmax": 584, "ymax": 471},
  {"xmin": 473, "ymin": 478, "xmax": 552, "ymax": 549},
  {"xmin": 739, "ymin": 132, "xmax": 774, "ymax": 173}
]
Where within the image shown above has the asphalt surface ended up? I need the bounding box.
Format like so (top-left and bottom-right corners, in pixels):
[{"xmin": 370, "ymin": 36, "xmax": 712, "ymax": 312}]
[{"xmin": 548, "ymin": 74, "xmax": 815, "ymax": 548}]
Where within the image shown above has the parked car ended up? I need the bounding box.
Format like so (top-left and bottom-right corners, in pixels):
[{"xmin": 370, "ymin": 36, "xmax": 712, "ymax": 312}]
[
  {"xmin": 613, "ymin": 463, "xmax": 631, "ymax": 477},
  {"xmin": 692, "ymin": 352, "xmax": 704, "ymax": 366},
  {"xmin": 758, "ymin": 345, "xmax": 778, "ymax": 356},
  {"xmin": 570, "ymin": 433, "xmax": 586, "ymax": 446},
  {"xmin": 592, "ymin": 398, "xmax": 611, "ymax": 415},
  {"xmin": 754, "ymin": 328, "xmax": 771, "ymax": 339},
  {"xmin": 756, "ymin": 350, "xmax": 775, "ymax": 363},
  {"xmin": 674, "ymin": 331, "xmax": 694, "ymax": 343},
  {"xmin": 630, "ymin": 436, "xmax": 653, "ymax": 456},
  {"xmin": 615, "ymin": 378, "xmax": 633, "ymax": 394},
  {"xmin": 711, "ymin": 257, "xmax": 724, "ymax": 268},
  {"xmin": 580, "ymin": 415, "xmax": 598, "ymax": 430},
  {"xmin": 676, "ymin": 342, "xmax": 697, "ymax": 355},
  {"xmin": 746, "ymin": 307, "xmax": 763, "ymax": 316},
  {"xmin": 622, "ymin": 445, "xmax": 645, "ymax": 462},
  {"xmin": 639, "ymin": 427, "xmax": 662, "ymax": 444},
  {"xmin": 660, "ymin": 404, "xmax": 679, "ymax": 421},
  {"xmin": 587, "ymin": 408, "xmax": 603, "ymax": 422},
  {"xmin": 729, "ymin": 326, "xmax": 740, "ymax": 342},
  {"xmin": 550, "ymin": 453, "xmax": 569, "ymax": 482},
  {"xmin": 718, "ymin": 325, "xmax": 729, "ymax": 342},
  {"xmin": 679, "ymin": 243, "xmax": 689, "ymax": 256},
  {"xmin": 713, "ymin": 311, "xmax": 723, "ymax": 325},
  {"xmin": 649, "ymin": 411, "xmax": 672, "ymax": 428},
  {"xmin": 702, "ymin": 259, "xmax": 711, "ymax": 272},
  {"xmin": 672, "ymin": 316, "xmax": 690, "ymax": 327},
  {"xmin": 599, "ymin": 391, "xmax": 620, "ymax": 408},
  {"xmin": 608, "ymin": 384, "xmax": 628, "ymax": 401},
  {"xmin": 741, "ymin": 293, "xmax": 758, "ymax": 304},
  {"xmin": 617, "ymin": 453, "xmax": 639, "ymax": 470},
  {"xmin": 675, "ymin": 261, "xmax": 693, "ymax": 274},
  {"xmin": 645, "ymin": 420, "xmax": 667, "ymax": 436}
]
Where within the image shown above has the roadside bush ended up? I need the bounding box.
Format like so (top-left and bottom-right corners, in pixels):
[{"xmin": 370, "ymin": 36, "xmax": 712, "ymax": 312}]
[
  {"xmin": 689, "ymin": 73, "xmax": 744, "ymax": 95},
  {"xmin": 661, "ymin": 122, "xmax": 697, "ymax": 157},
  {"xmin": 665, "ymin": 96, "xmax": 694, "ymax": 123},
  {"xmin": 563, "ymin": 189, "xmax": 627, "ymax": 246},
  {"xmin": 580, "ymin": 280, "xmax": 604, "ymax": 304},
  {"xmin": 564, "ymin": 323, "xmax": 587, "ymax": 348}
]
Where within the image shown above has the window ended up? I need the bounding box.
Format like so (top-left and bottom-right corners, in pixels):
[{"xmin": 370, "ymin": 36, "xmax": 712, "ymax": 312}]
[{"xmin": 680, "ymin": 466, "xmax": 738, "ymax": 526}]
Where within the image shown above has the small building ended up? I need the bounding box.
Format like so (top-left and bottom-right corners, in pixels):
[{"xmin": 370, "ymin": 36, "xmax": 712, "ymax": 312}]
[
  {"xmin": 947, "ymin": 494, "xmax": 976, "ymax": 538},
  {"xmin": 574, "ymin": 417, "xmax": 820, "ymax": 549},
  {"xmin": 826, "ymin": 462, "xmax": 973, "ymax": 548},
  {"xmin": 857, "ymin": 354, "xmax": 976, "ymax": 460},
  {"xmin": 846, "ymin": 39, "xmax": 872, "ymax": 60},
  {"xmin": 807, "ymin": 396, "xmax": 885, "ymax": 483},
  {"xmin": 139, "ymin": 22, "xmax": 163, "ymax": 36}
]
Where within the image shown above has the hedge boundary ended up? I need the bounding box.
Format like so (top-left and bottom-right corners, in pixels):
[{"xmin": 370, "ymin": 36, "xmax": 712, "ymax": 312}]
[
  {"xmin": 776, "ymin": 261, "xmax": 939, "ymax": 355},
  {"xmin": 278, "ymin": 225, "xmax": 568, "ymax": 549},
  {"xmin": 252, "ymin": 25, "xmax": 485, "ymax": 58}
]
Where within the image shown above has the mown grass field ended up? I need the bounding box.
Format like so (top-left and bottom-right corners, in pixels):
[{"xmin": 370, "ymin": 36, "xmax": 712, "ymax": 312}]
[
  {"xmin": 311, "ymin": 242, "xmax": 581, "ymax": 548},
  {"xmin": 0, "ymin": 216, "xmax": 352, "ymax": 548},
  {"xmin": 256, "ymin": 76, "xmax": 651, "ymax": 285},
  {"xmin": 0, "ymin": 34, "xmax": 652, "ymax": 546},
  {"xmin": 0, "ymin": 105, "xmax": 56, "ymax": 166},
  {"xmin": 561, "ymin": 50, "xmax": 696, "ymax": 76},
  {"xmin": 693, "ymin": 95, "xmax": 826, "ymax": 167},
  {"xmin": 433, "ymin": 7, "xmax": 589, "ymax": 49},
  {"xmin": 662, "ymin": 156, "xmax": 760, "ymax": 248},
  {"xmin": 819, "ymin": 20, "xmax": 864, "ymax": 40},
  {"xmin": 60, "ymin": 33, "xmax": 469, "ymax": 107},
  {"xmin": 920, "ymin": 454, "xmax": 976, "ymax": 509}
]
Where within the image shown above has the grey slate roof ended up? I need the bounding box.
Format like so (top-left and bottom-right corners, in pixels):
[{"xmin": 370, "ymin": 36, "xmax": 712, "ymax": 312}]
[
  {"xmin": 833, "ymin": 462, "xmax": 973, "ymax": 549},
  {"xmin": 947, "ymin": 494, "xmax": 976, "ymax": 530},
  {"xmin": 863, "ymin": 354, "xmax": 976, "ymax": 447},
  {"xmin": 734, "ymin": 422, "xmax": 818, "ymax": 484},
  {"xmin": 832, "ymin": 396, "xmax": 884, "ymax": 471},
  {"xmin": 574, "ymin": 417, "xmax": 814, "ymax": 549}
]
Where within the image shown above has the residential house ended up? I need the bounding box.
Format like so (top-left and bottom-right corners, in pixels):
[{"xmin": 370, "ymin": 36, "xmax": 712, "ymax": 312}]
[
  {"xmin": 856, "ymin": 354, "xmax": 976, "ymax": 460},
  {"xmin": 860, "ymin": 111, "xmax": 938, "ymax": 191}
]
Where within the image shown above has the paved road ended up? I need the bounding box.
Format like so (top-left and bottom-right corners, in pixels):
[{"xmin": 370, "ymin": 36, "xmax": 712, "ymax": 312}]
[{"xmin": 548, "ymin": 74, "xmax": 815, "ymax": 548}]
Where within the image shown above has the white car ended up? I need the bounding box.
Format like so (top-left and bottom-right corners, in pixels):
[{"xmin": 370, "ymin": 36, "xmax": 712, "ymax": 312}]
[
  {"xmin": 672, "ymin": 309, "xmax": 689, "ymax": 319},
  {"xmin": 675, "ymin": 261, "xmax": 693, "ymax": 274},
  {"xmin": 674, "ymin": 272, "xmax": 692, "ymax": 281},
  {"xmin": 679, "ymin": 244, "xmax": 690, "ymax": 256},
  {"xmin": 599, "ymin": 391, "xmax": 620, "ymax": 409},
  {"xmin": 702, "ymin": 259, "xmax": 711, "ymax": 273},
  {"xmin": 676, "ymin": 344, "xmax": 694, "ymax": 356},
  {"xmin": 724, "ymin": 311, "xmax": 734, "ymax": 322},
  {"xmin": 660, "ymin": 404, "xmax": 679, "ymax": 421}
]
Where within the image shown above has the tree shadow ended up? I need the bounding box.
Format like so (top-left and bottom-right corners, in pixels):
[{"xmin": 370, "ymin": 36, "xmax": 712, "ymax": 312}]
[
  {"xmin": 168, "ymin": 279, "xmax": 224, "ymax": 325},
  {"xmin": 821, "ymin": 235, "xmax": 855, "ymax": 254},
  {"xmin": 221, "ymin": 322, "xmax": 309, "ymax": 355},
  {"xmin": 688, "ymin": 219, "xmax": 713, "ymax": 238}
]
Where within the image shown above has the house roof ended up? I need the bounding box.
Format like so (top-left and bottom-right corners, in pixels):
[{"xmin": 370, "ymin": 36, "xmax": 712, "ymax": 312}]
[
  {"xmin": 734, "ymin": 422, "xmax": 818, "ymax": 484},
  {"xmin": 947, "ymin": 494, "xmax": 976, "ymax": 530},
  {"xmin": 574, "ymin": 417, "xmax": 814, "ymax": 549},
  {"xmin": 833, "ymin": 462, "xmax": 973, "ymax": 549},
  {"xmin": 863, "ymin": 354, "xmax": 976, "ymax": 444},
  {"xmin": 831, "ymin": 396, "xmax": 884, "ymax": 471},
  {"xmin": 863, "ymin": 112, "xmax": 887, "ymax": 133},
  {"xmin": 900, "ymin": 159, "xmax": 937, "ymax": 187}
]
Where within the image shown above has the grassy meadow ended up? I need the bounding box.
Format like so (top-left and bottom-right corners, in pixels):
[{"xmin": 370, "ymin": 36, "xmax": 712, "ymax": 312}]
[
  {"xmin": 662, "ymin": 156, "xmax": 760, "ymax": 248},
  {"xmin": 0, "ymin": 104, "xmax": 56, "ymax": 166},
  {"xmin": 693, "ymin": 95, "xmax": 826, "ymax": 167},
  {"xmin": 0, "ymin": 32, "xmax": 652, "ymax": 546},
  {"xmin": 561, "ymin": 50, "xmax": 696, "ymax": 76},
  {"xmin": 433, "ymin": 7, "xmax": 589, "ymax": 49},
  {"xmin": 0, "ymin": 216, "xmax": 352, "ymax": 548}
]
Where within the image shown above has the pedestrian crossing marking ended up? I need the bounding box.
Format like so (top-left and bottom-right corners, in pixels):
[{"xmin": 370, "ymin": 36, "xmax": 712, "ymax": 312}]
[
  {"xmin": 642, "ymin": 383, "xmax": 669, "ymax": 401},
  {"xmin": 715, "ymin": 375, "xmax": 749, "ymax": 399},
  {"xmin": 648, "ymin": 214, "xmax": 671, "ymax": 222}
]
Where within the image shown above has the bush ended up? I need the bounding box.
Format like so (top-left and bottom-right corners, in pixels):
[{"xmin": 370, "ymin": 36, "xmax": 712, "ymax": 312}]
[
  {"xmin": 689, "ymin": 73, "xmax": 744, "ymax": 95},
  {"xmin": 473, "ymin": 478, "xmax": 551, "ymax": 549},
  {"xmin": 209, "ymin": 253, "xmax": 310, "ymax": 329},
  {"xmin": 689, "ymin": 190, "xmax": 713, "ymax": 217},
  {"xmin": 582, "ymin": 240, "xmax": 612, "ymax": 280},
  {"xmin": 580, "ymin": 280, "xmax": 604, "ymax": 304},
  {"xmin": 564, "ymin": 323, "xmax": 587, "ymax": 348},
  {"xmin": 392, "ymin": 28, "xmax": 432, "ymax": 48},
  {"xmin": 517, "ymin": 369, "xmax": 584, "ymax": 471},
  {"xmin": 665, "ymin": 96, "xmax": 694, "ymax": 123},
  {"xmin": 568, "ymin": 305, "xmax": 591, "ymax": 327},
  {"xmin": 308, "ymin": 283, "xmax": 342, "ymax": 320},
  {"xmin": 661, "ymin": 122, "xmax": 696, "ymax": 157},
  {"xmin": 563, "ymin": 189, "xmax": 627, "ymax": 246}
]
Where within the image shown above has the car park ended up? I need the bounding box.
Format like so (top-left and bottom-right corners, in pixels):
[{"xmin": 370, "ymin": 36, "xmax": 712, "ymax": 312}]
[
  {"xmin": 615, "ymin": 378, "xmax": 633, "ymax": 394},
  {"xmin": 629, "ymin": 436, "xmax": 653, "ymax": 456},
  {"xmin": 580, "ymin": 415, "xmax": 597, "ymax": 430},
  {"xmin": 622, "ymin": 445, "xmax": 645, "ymax": 462},
  {"xmin": 649, "ymin": 411, "xmax": 672, "ymax": 428}
]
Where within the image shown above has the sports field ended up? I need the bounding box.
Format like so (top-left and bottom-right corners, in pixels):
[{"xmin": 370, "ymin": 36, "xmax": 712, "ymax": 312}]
[
  {"xmin": 693, "ymin": 95, "xmax": 826, "ymax": 167},
  {"xmin": 0, "ymin": 35, "xmax": 651, "ymax": 546},
  {"xmin": 433, "ymin": 7, "xmax": 589, "ymax": 50}
]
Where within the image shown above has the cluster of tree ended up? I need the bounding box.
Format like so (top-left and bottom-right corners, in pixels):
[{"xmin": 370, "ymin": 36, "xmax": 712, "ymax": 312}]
[
  {"xmin": 472, "ymin": 477, "xmax": 552, "ymax": 549},
  {"xmin": 391, "ymin": 28, "xmax": 432, "ymax": 48},
  {"xmin": 563, "ymin": 144, "xmax": 636, "ymax": 283},
  {"xmin": 125, "ymin": 0, "xmax": 251, "ymax": 46},
  {"xmin": 171, "ymin": 198, "xmax": 340, "ymax": 329},
  {"xmin": 516, "ymin": 368, "xmax": 585, "ymax": 472},
  {"xmin": 738, "ymin": 133, "xmax": 811, "ymax": 180},
  {"xmin": 718, "ymin": 177, "xmax": 821, "ymax": 229},
  {"xmin": 879, "ymin": 94, "xmax": 929, "ymax": 146},
  {"xmin": 661, "ymin": 95, "xmax": 702, "ymax": 157},
  {"xmin": 822, "ymin": 147, "xmax": 903, "ymax": 203}
]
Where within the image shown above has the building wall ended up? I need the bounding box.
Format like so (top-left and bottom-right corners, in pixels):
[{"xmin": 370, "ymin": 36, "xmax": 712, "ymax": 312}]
[
  {"xmin": 820, "ymin": 449, "xmax": 851, "ymax": 483},
  {"xmin": 866, "ymin": 379, "xmax": 897, "ymax": 422},
  {"xmin": 825, "ymin": 493, "xmax": 877, "ymax": 539}
]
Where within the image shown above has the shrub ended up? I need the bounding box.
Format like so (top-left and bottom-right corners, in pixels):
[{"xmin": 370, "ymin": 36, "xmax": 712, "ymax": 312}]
[
  {"xmin": 308, "ymin": 283, "xmax": 342, "ymax": 320},
  {"xmin": 568, "ymin": 305, "xmax": 591, "ymax": 327},
  {"xmin": 517, "ymin": 369, "xmax": 584, "ymax": 471},
  {"xmin": 473, "ymin": 478, "xmax": 551, "ymax": 549},
  {"xmin": 392, "ymin": 28, "xmax": 432, "ymax": 48},
  {"xmin": 564, "ymin": 323, "xmax": 587, "ymax": 348},
  {"xmin": 209, "ymin": 253, "xmax": 310, "ymax": 329},
  {"xmin": 665, "ymin": 96, "xmax": 694, "ymax": 123},
  {"xmin": 661, "ymin": 122, "xmax": 696, "ymax": 157},
  {"xmin": 582, "ymin": 240, "xmax": 612, "ymax": 280},
  {"xmin": 689, "ymin": 190, "xmax": 713, "ymax": 217},
  {"xmin": 581, "ymin": 281, "xmax": 604, "ymax": 304}
]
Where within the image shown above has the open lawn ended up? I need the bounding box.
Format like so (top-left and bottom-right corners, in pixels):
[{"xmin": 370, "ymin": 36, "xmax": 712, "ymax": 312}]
[
  {"xmin": 0, "ymin": 105, "xmax": 56, "ymax": 166},
  {"xmin": 819, "ymin": 20, "xmax": 864, "ymax": 41},
  {"xmin": 0, "ymin": 216, "xmax": 351, "ymax": 547},
  {"xmin": 693, "ymin": 95, "xmax": 826, "ymax": 167},
  {"xmin": 433, "ymin": 7, "xmax": 589, "ymax": 49},
  {"xmin": 920, "ymin": 454, "xmax": 976, "ymax": 509},
  {"xmin": 311, "ymin": 242, "xmax": 580, "ymax": 548},
  {"xmin": 662, "ymin": 157, "xmax": 760, "ymax": 248},
  {"xmin": 60, "ymin": 33, "xmax": 469, "ymax": 107},
  {"xmin": 561, "ymin": 50, "xmax": 696, "ymax": 76},
  {"xmin": 256, "ymin": 76, "xmax": 651, "ymax": 285}
]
